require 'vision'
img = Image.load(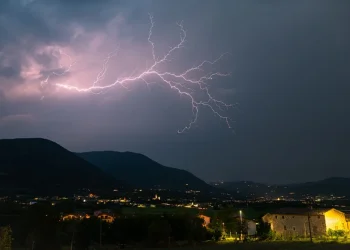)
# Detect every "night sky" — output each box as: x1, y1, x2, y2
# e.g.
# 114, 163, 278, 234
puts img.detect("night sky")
0, 0, 349, 184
